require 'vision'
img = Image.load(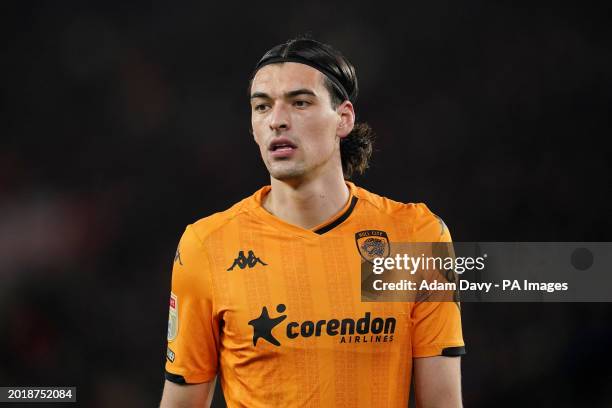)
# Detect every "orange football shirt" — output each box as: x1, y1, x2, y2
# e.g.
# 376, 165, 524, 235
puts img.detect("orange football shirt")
165, 181, 465, 407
